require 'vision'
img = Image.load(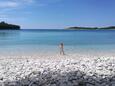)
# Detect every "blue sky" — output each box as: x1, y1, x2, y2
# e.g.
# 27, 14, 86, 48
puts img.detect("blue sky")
0, 0, 115, 29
